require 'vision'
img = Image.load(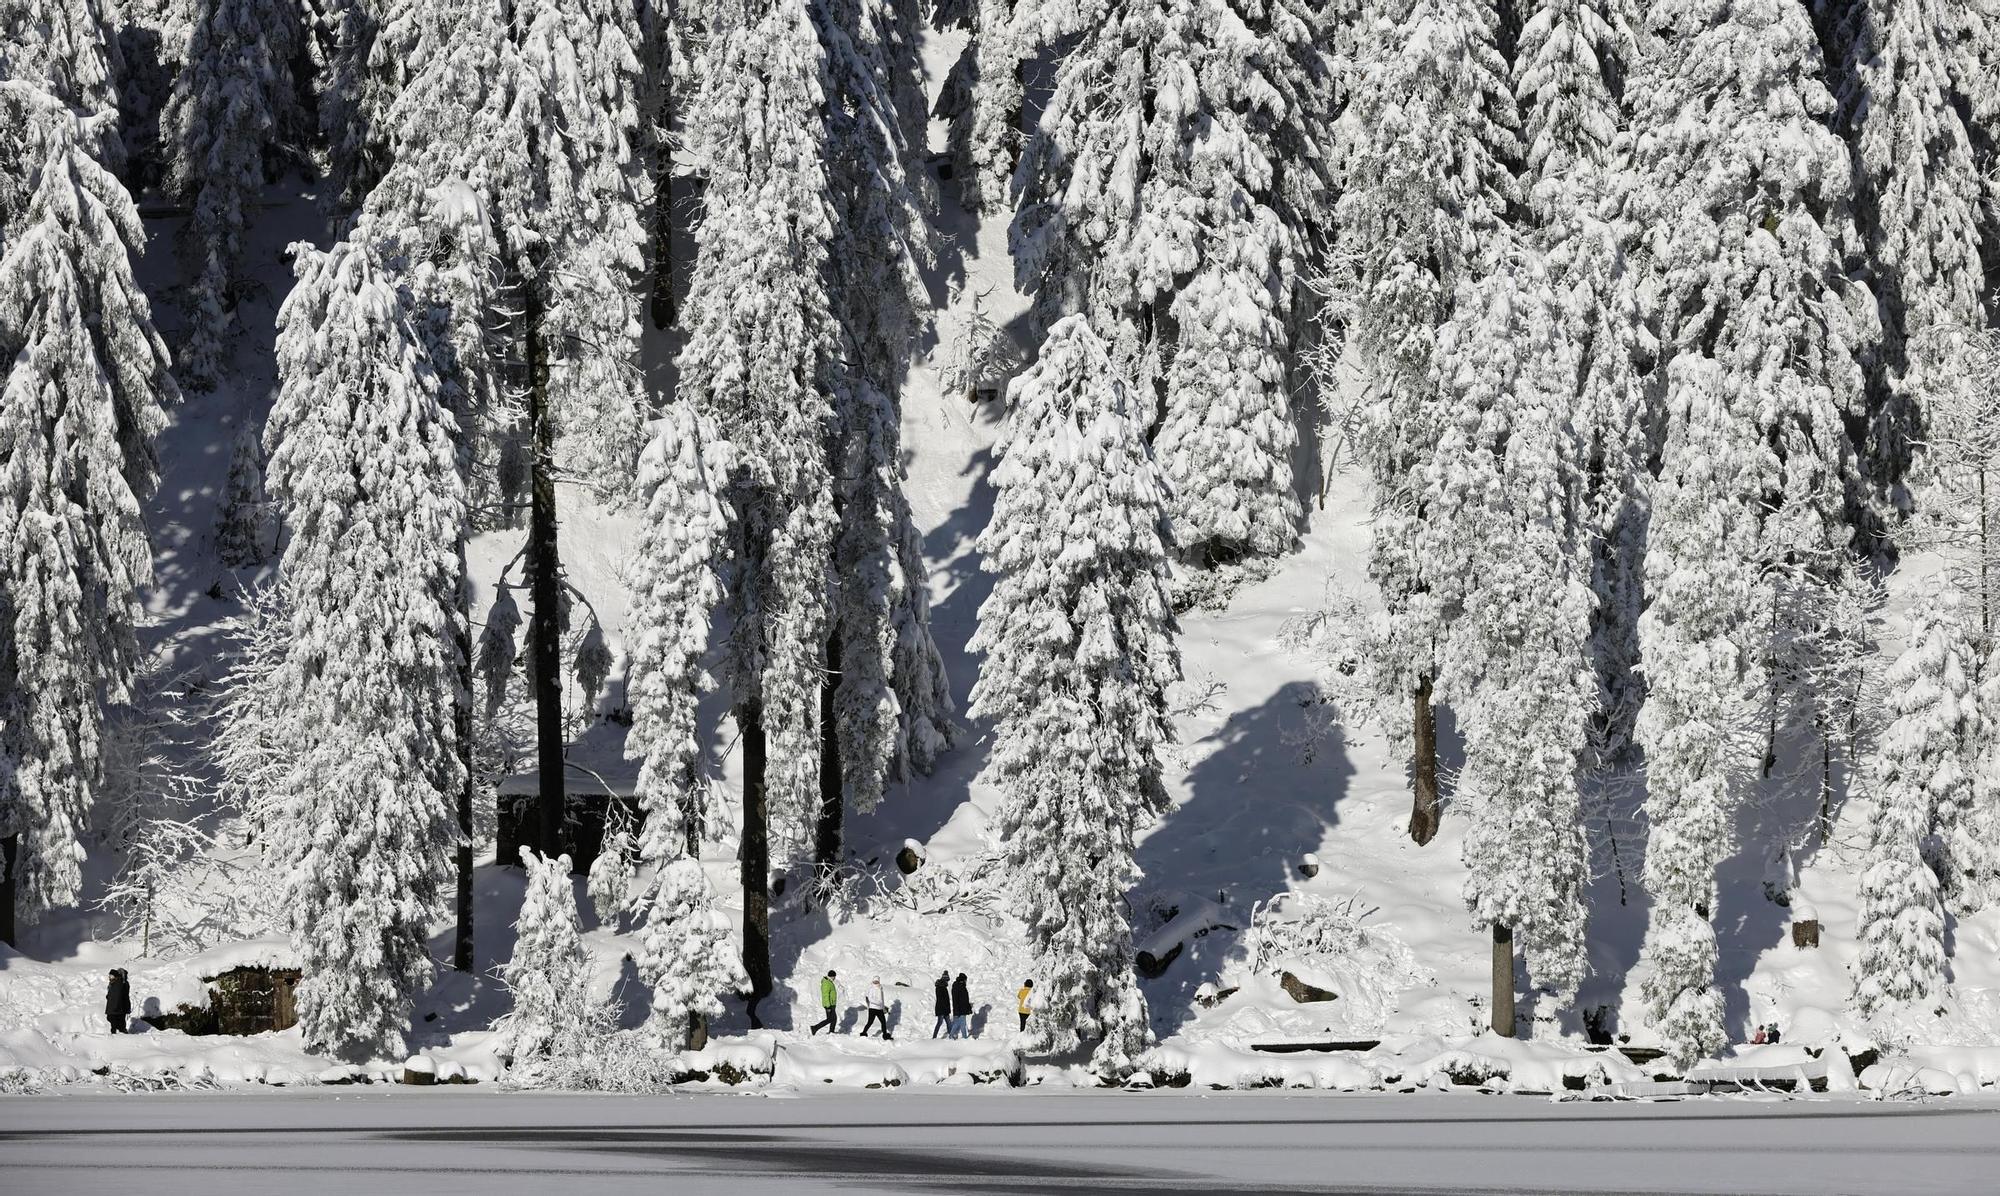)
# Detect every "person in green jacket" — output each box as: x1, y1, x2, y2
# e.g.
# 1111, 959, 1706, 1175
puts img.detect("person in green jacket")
810, 970, 840, 1035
